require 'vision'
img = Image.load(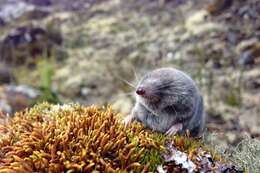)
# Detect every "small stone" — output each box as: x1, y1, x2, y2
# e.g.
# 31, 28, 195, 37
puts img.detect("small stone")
0, 2, 35, 22
29, 0, 52, 6
236, 38, 258, 53
206, 0, 233, 15
0, 85, 41, 114
0, 63, 13, 84
0, 17, 4, 26
238, 43, 260, 65
0, 25, 62, 66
